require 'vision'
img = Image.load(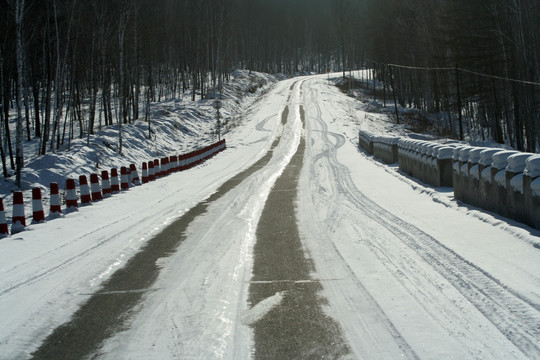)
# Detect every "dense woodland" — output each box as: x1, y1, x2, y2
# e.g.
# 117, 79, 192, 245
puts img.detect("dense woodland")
363, 0, 540, 153
0, 0, 539, 187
